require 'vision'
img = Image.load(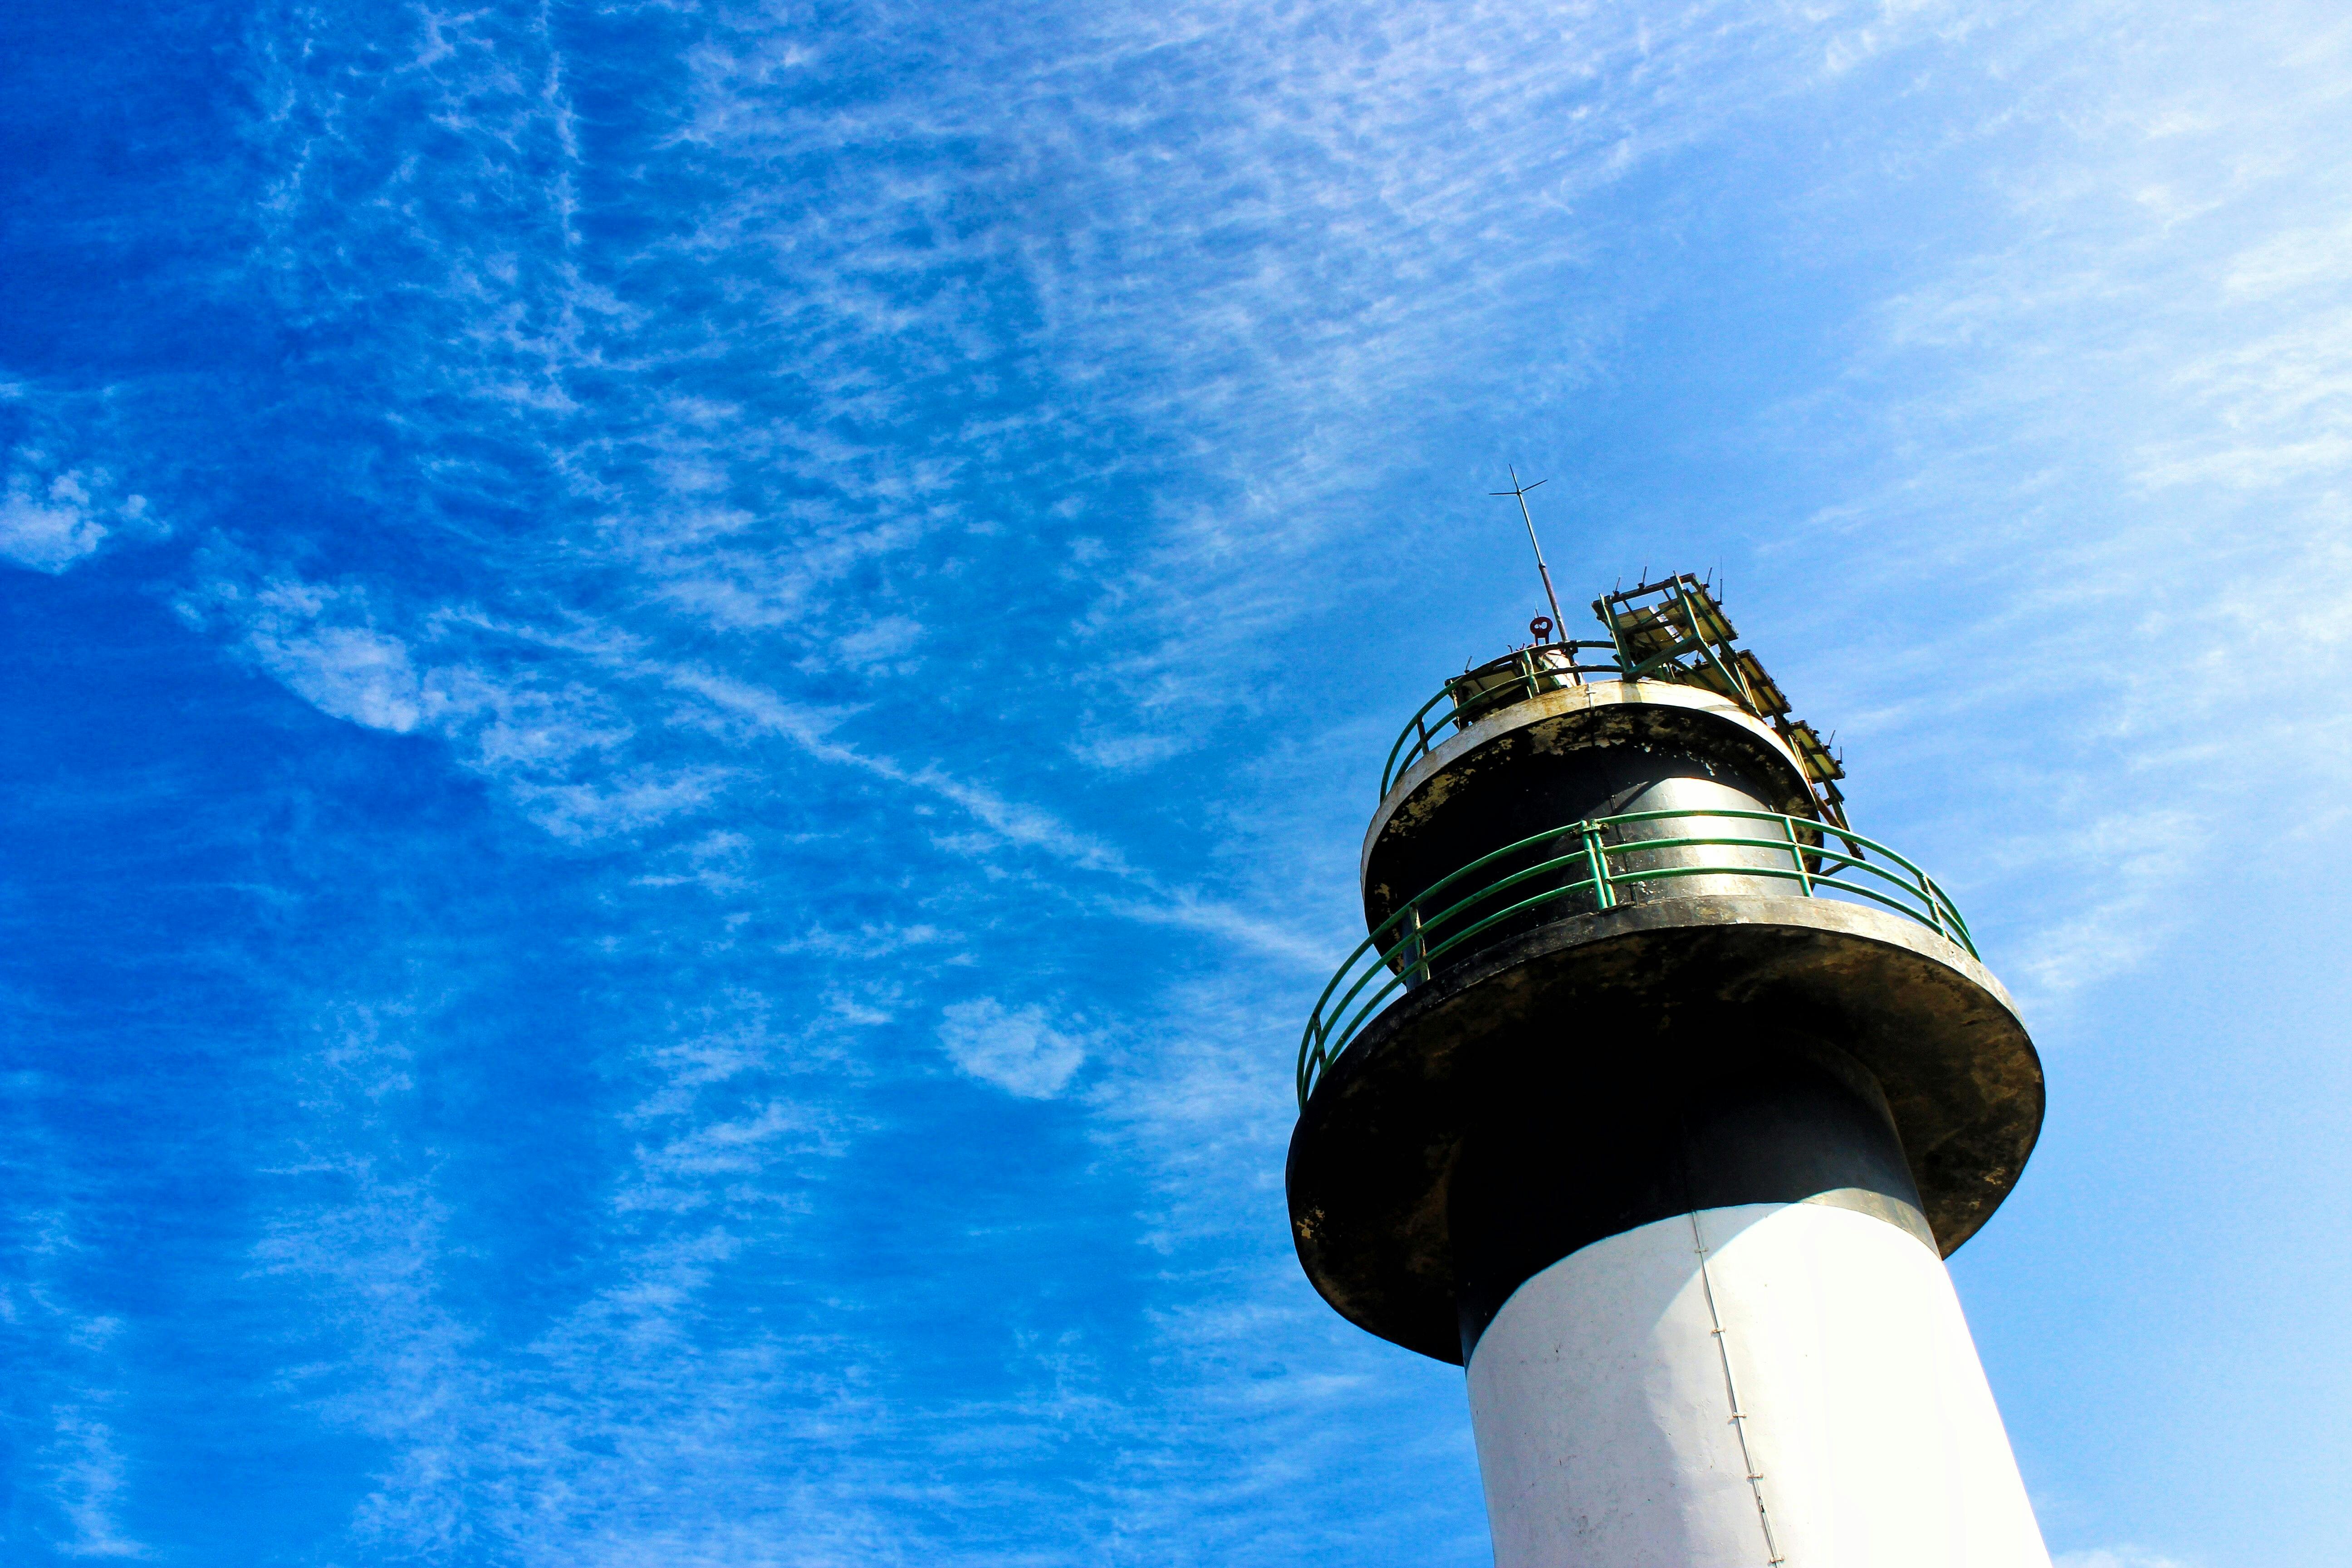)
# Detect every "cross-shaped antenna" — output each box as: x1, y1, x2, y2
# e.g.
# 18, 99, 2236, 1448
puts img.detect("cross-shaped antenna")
1490, 465, 1566, 644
